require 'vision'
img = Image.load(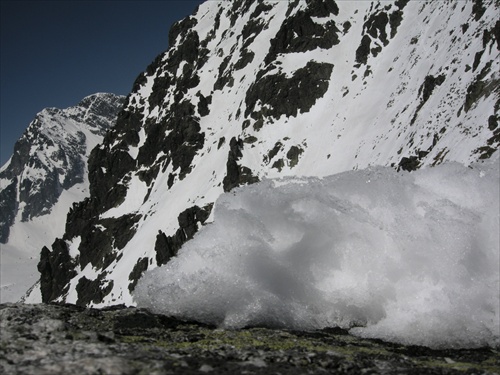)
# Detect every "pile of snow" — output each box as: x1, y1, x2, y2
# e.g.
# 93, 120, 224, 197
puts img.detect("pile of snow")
135, 160, 499, 349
